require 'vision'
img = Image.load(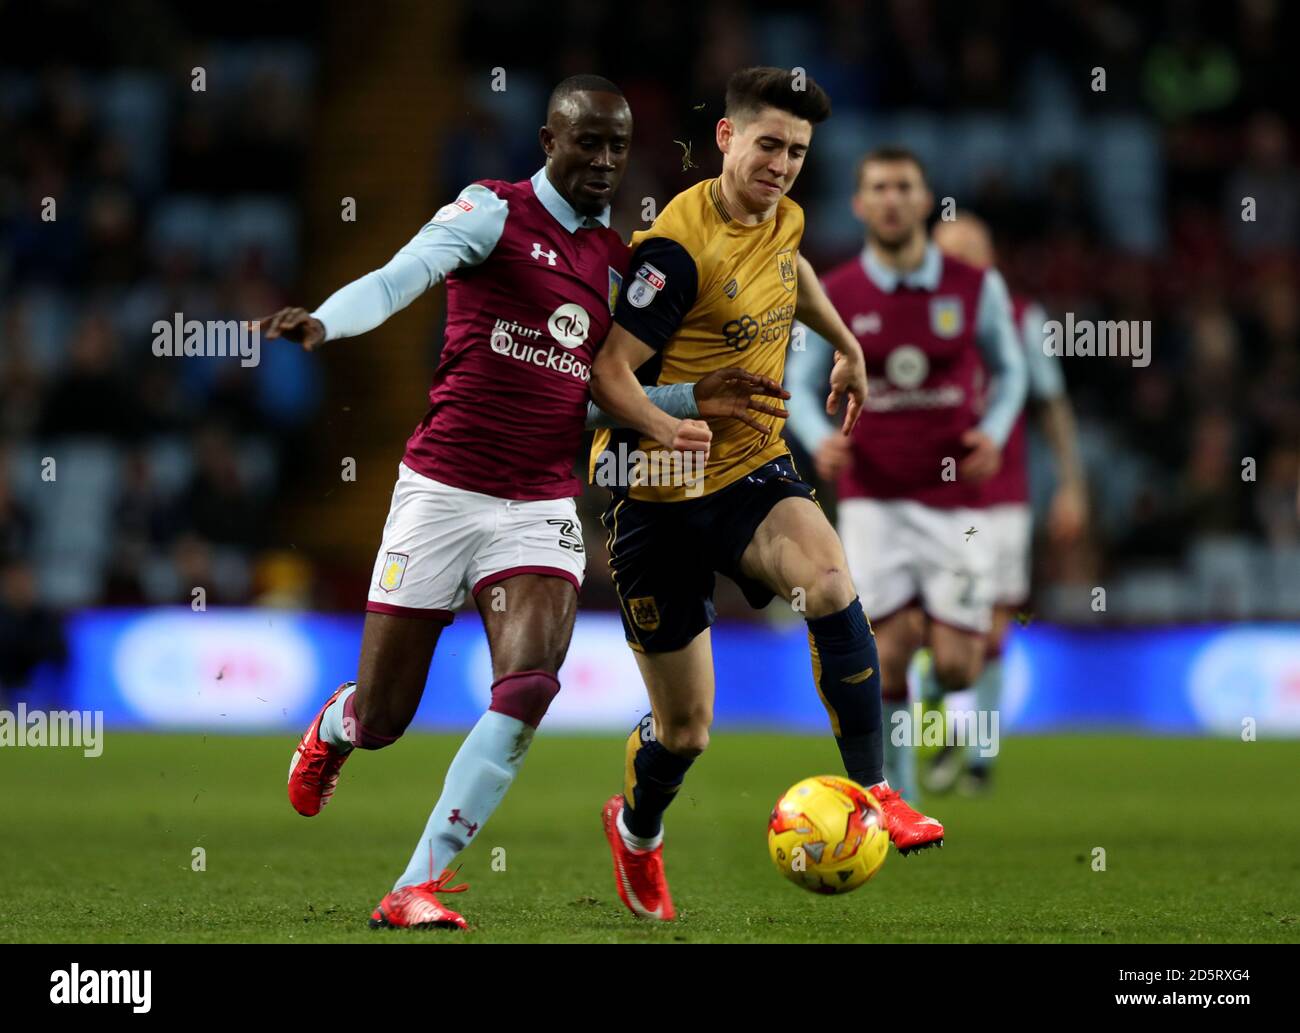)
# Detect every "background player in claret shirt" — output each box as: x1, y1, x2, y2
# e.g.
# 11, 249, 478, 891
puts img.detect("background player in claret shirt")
257, 76, 778, 931
922, 211, 1087, 795
588, 69, 946, 924
786, 147, 1027, 804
